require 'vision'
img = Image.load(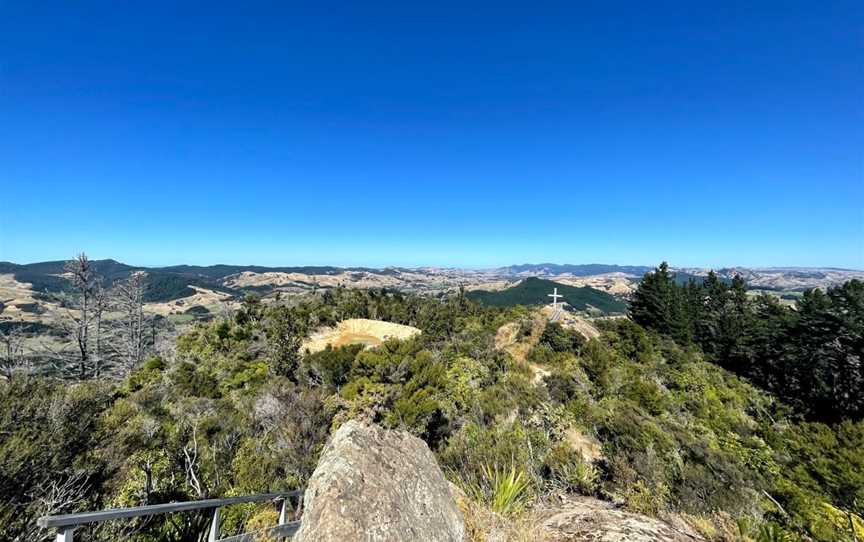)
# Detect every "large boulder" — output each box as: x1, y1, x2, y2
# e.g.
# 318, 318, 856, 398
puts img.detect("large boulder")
293, 420, 465, 542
